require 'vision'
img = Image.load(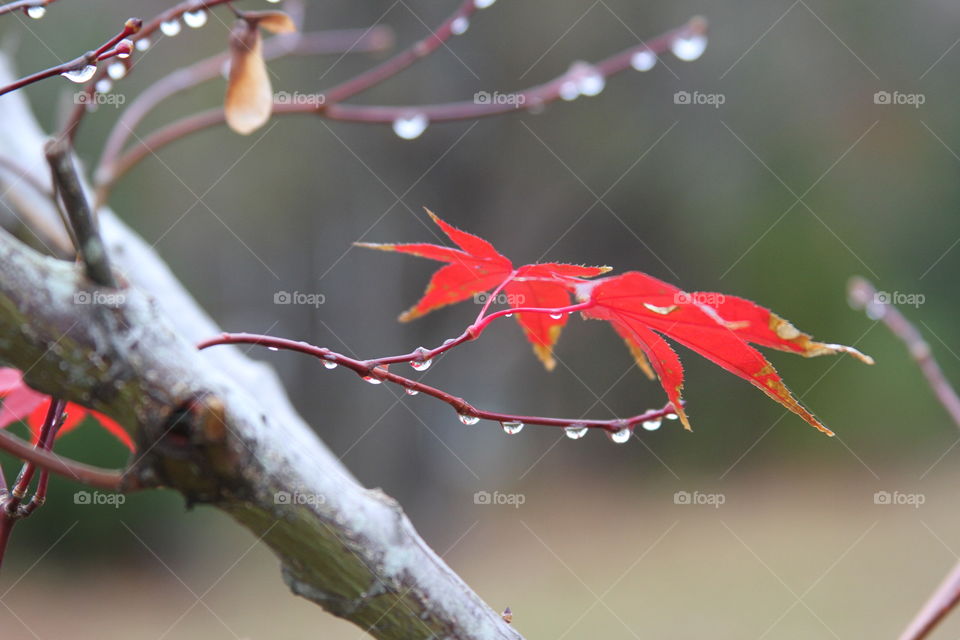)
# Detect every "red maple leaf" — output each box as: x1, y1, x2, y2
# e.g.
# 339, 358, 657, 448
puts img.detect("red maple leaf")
0, 368, 134, 451
360, 211, 873, 435
357, 209, 610, 370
